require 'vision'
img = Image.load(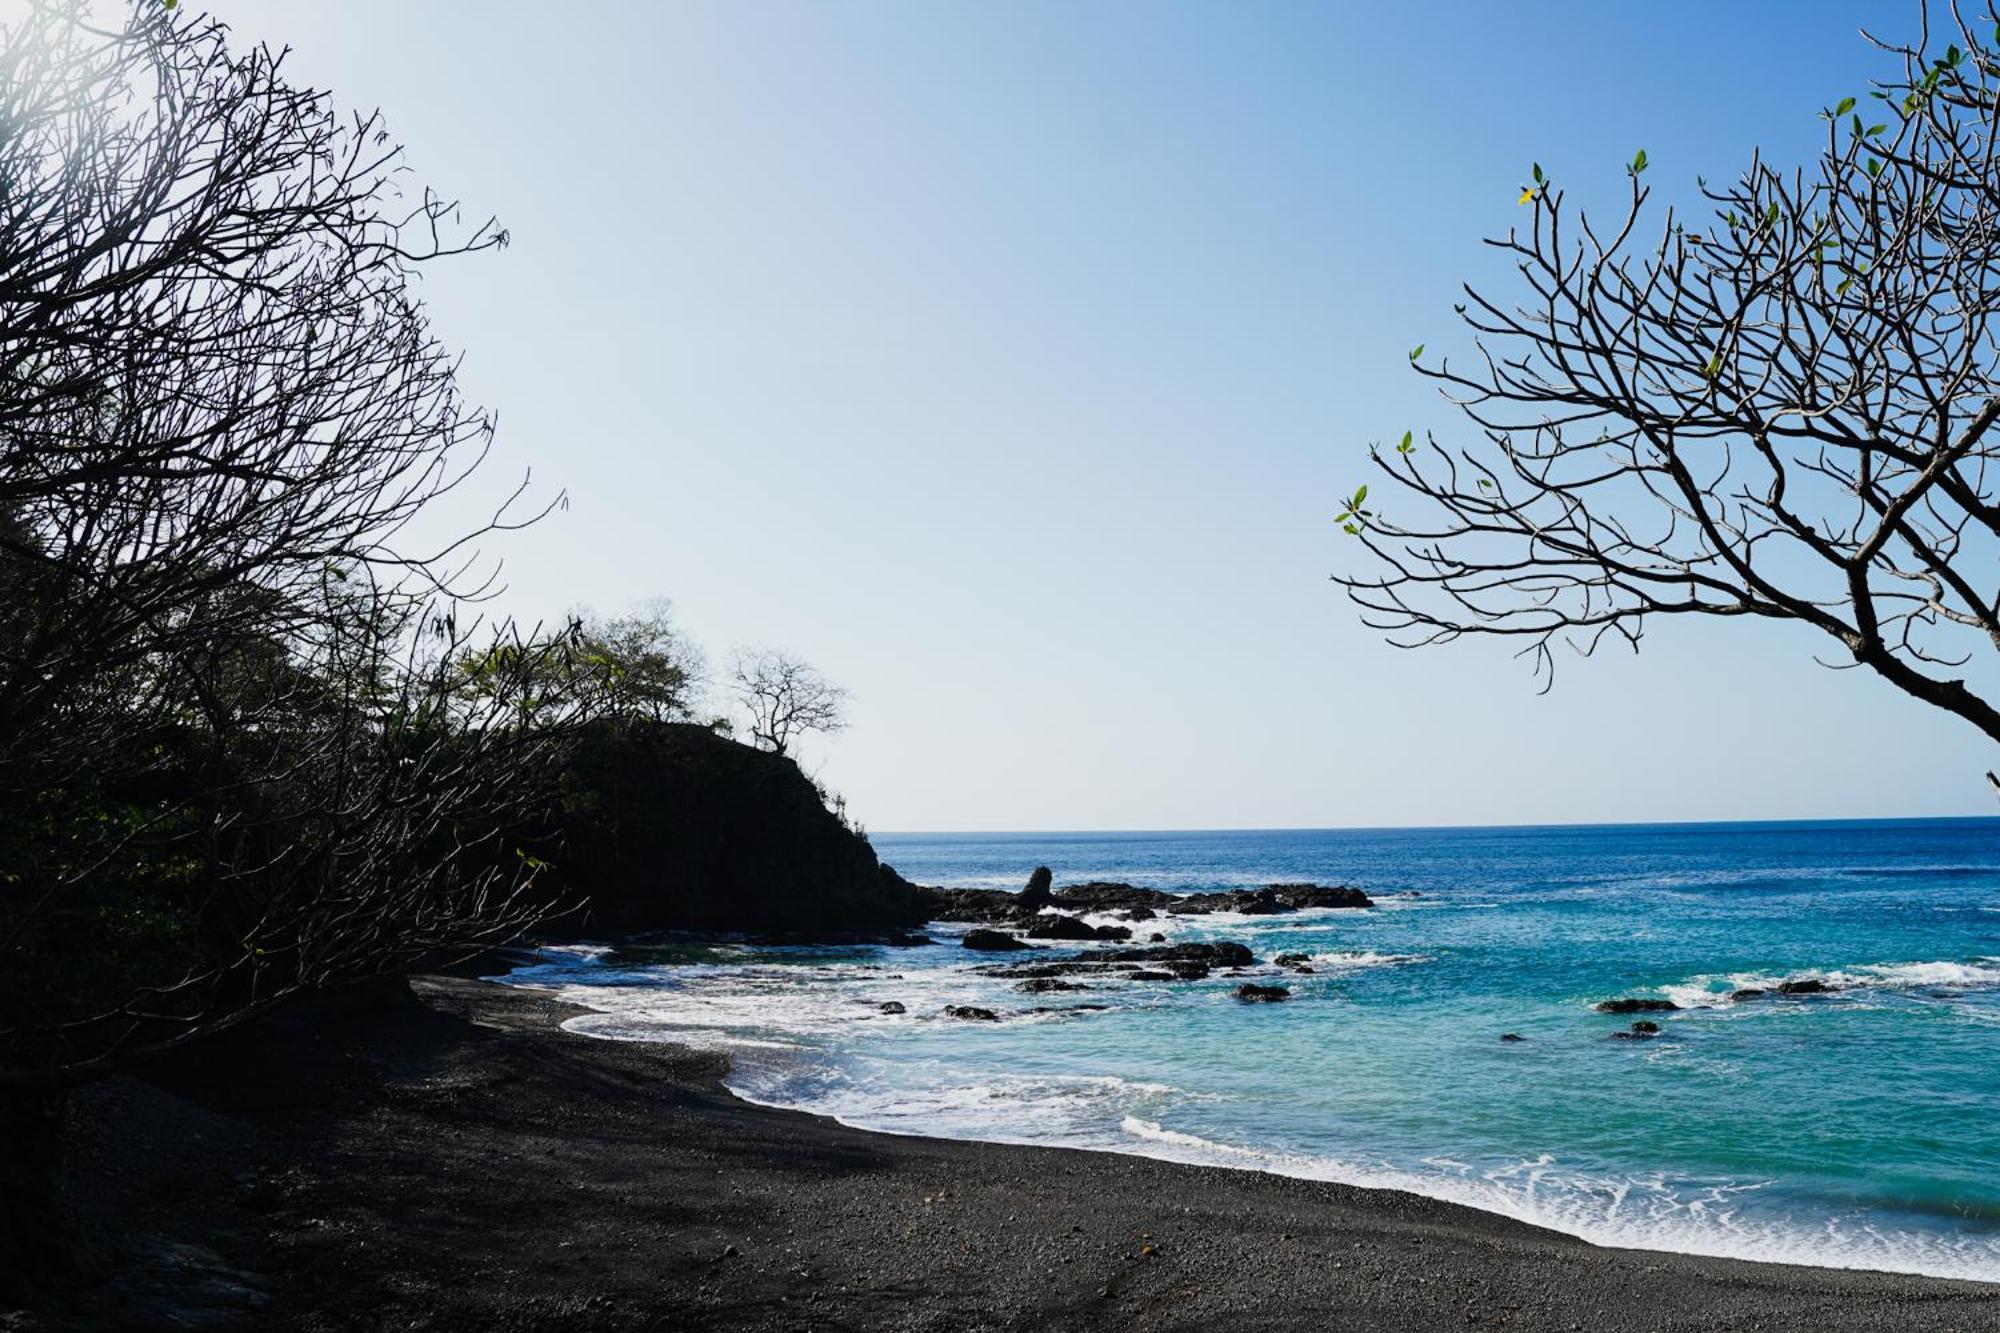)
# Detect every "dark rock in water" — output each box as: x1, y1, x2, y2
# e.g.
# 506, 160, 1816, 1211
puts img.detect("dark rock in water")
1266, 883, 1374, 909
1499, 1033, 1525, 1042
1631, 1020, 1660, 1035
878, 1001, 906, 1014
1123, 906, 1157, 922
962, 929, 1030, 952
1273, 952, 1310, 966
943, 1005, 999, 1021
1594, 997, 1679, 1014
1020, 866, 1055, 912
1728, 988, 1767, 1002
1148, 932, 1167, 943
1025, 915, 1131, 943
1015, 978, 1090, 994
1166, 960, 1211, 981
1127, 970, 1177, 981
1097, 941, 1255, 968
1051, 882, 1177, 913
1025, 913, 1100, 941
1779, 978, 1835, 995
1164, 883, 1373, 915
1234, 984, 1290, 1003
